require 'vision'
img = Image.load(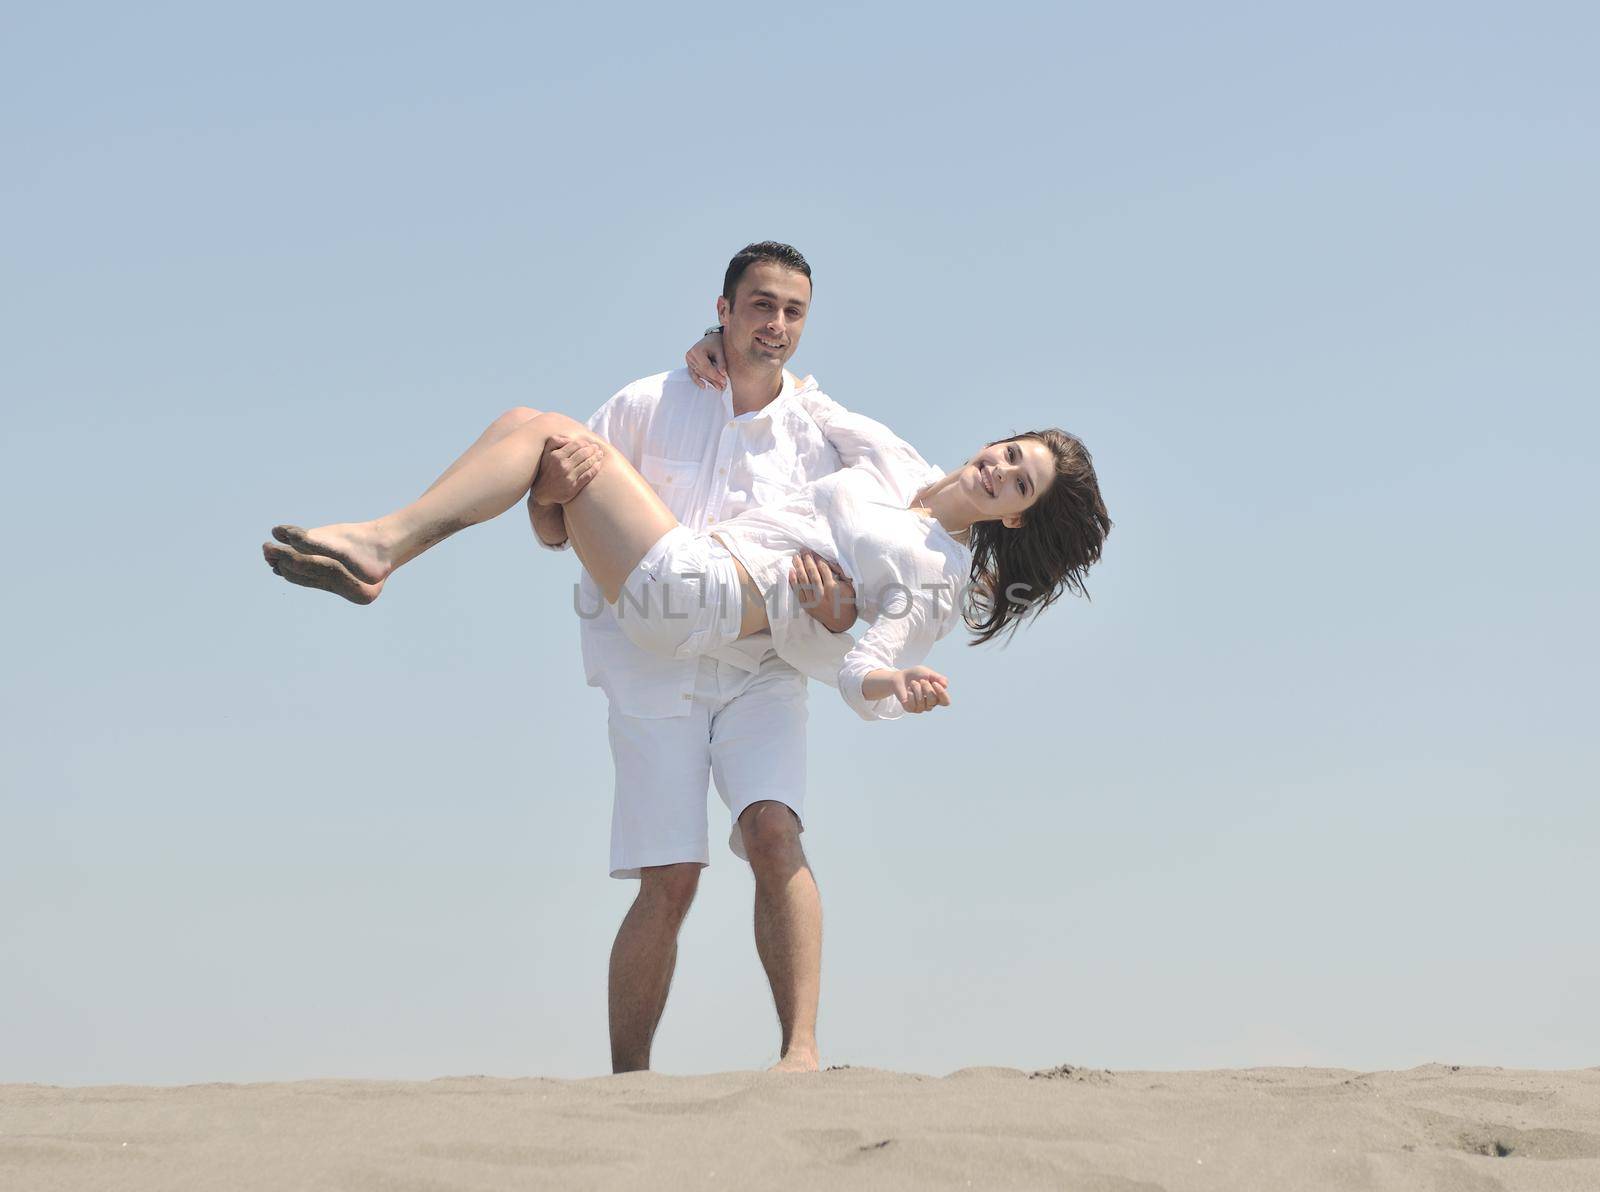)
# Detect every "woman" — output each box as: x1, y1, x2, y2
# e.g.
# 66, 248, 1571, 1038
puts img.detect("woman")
262, 389, 1110, 719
